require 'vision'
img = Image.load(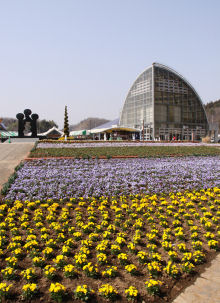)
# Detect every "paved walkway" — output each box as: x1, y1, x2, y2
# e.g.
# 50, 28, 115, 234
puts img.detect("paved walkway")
0, 142, 35, 187
173, 253, 220, 303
